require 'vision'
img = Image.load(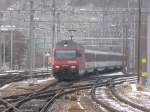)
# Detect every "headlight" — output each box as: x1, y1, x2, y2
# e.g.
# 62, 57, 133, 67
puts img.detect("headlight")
70, 65, 76, 69
55, 65, 60, 69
